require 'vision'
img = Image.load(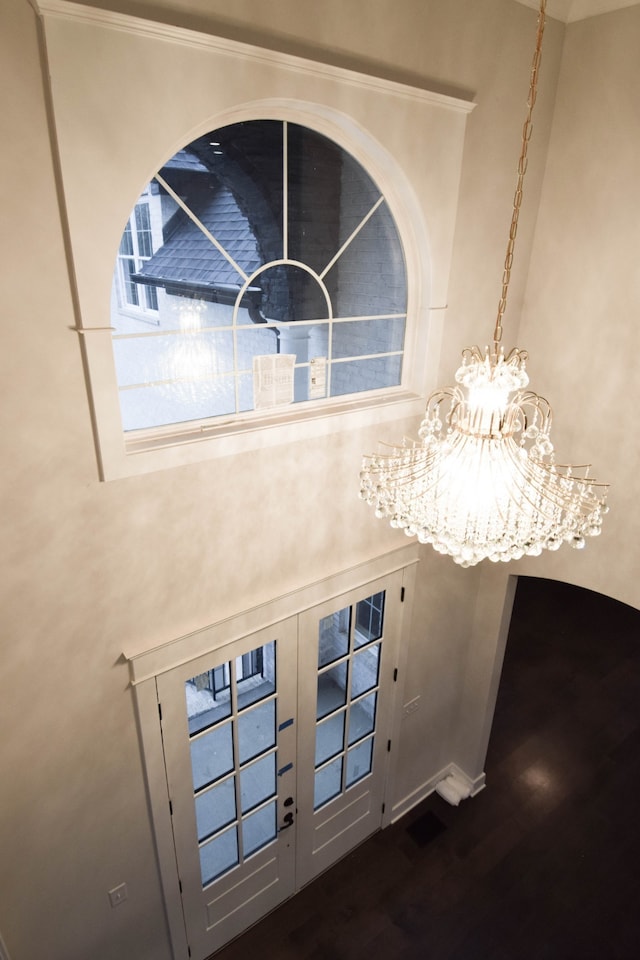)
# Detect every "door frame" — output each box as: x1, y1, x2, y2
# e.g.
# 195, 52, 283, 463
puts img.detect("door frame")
126, 544, 418, 960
